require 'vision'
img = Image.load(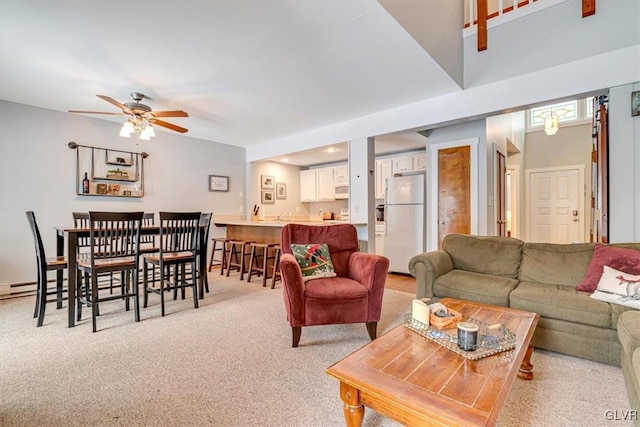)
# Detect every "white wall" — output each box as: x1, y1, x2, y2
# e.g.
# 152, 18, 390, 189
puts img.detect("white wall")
0, 101, 246, 285
379, 0, 464, 87
609, 82, 640, 242
464, 0, 640, 87
249, 161, 308, 219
